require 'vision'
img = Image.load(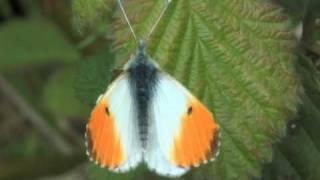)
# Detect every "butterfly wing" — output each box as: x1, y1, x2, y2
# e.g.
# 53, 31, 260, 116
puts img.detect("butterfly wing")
85, 74, 143, 172
145, 73, 220, 176
144, 135, 189, 177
